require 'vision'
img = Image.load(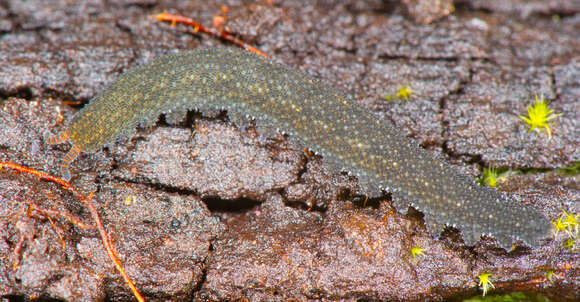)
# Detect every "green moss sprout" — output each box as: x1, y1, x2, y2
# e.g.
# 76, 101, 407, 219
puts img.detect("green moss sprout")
519, 94, 561, 140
